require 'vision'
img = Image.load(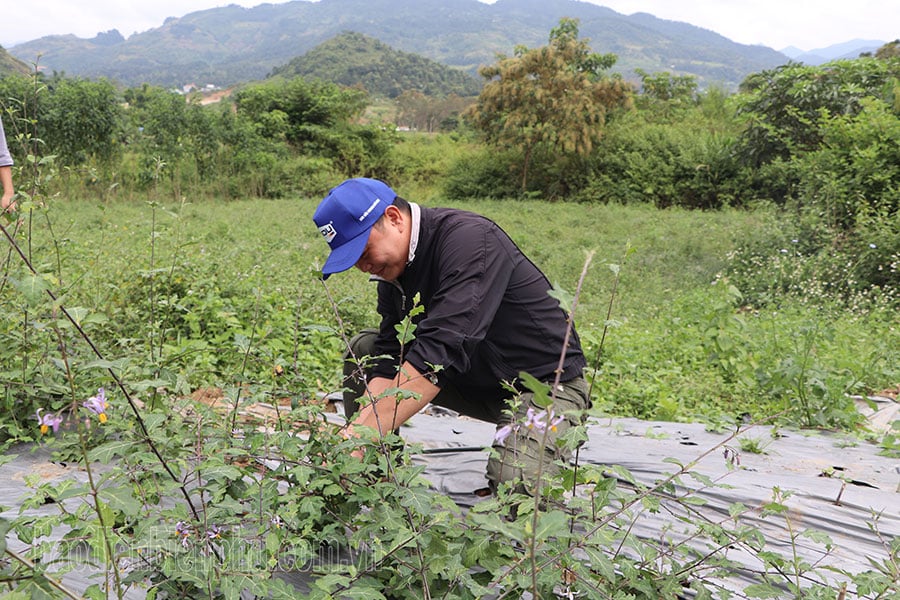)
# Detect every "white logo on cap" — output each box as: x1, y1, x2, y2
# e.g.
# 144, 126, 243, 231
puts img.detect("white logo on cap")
319, 222, 337, 244
359, 198, 381, 221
